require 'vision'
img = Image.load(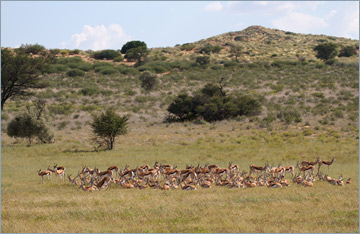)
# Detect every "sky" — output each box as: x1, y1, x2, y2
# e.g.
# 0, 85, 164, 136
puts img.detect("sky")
1, 1, 359, 50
